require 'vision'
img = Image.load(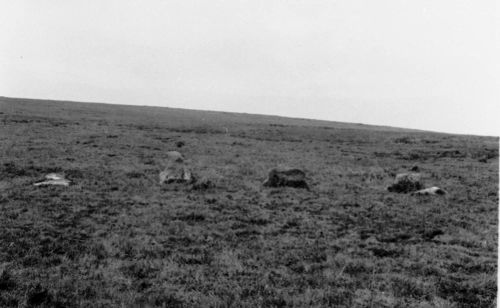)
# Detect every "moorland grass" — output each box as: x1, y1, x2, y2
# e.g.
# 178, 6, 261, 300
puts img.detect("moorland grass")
0, 97, 498, 307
